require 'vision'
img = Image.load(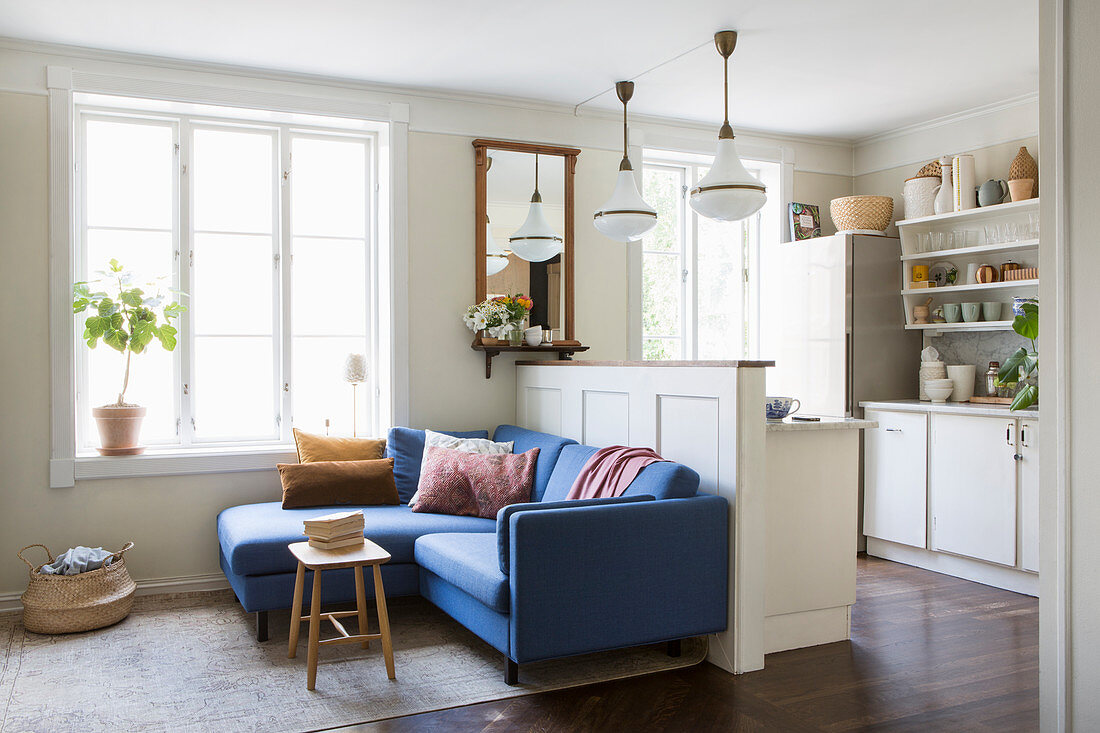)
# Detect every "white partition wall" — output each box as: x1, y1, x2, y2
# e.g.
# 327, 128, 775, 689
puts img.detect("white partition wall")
515, 361, 771, 674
